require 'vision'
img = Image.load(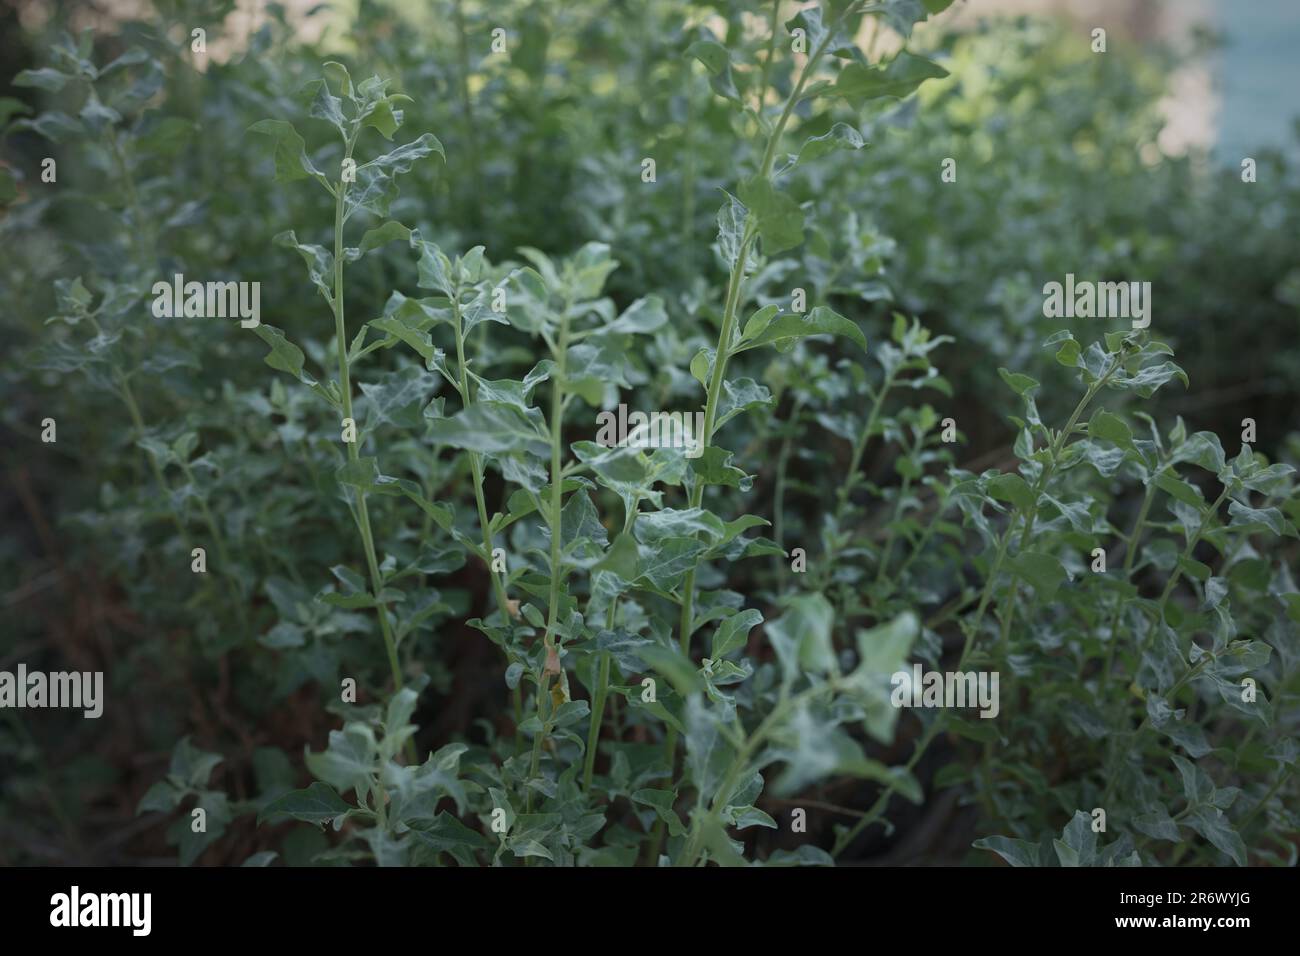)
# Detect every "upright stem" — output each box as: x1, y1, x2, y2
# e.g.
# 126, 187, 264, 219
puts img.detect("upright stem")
653, 4, 865, 862
994, 358, 1120, 661
772, 395, 804, 586
178, 459, 249, 632
452, 298, 512, 618
656, 216, 755, 823
817, 370, 896, 591
680, 679, 835, 867
333, 136, 403, 696
527, 294, 572, 809
117, 374, 187, 546
1099, 477, 1158, 689
874, 432, 915, 586
543, 308, 572, 643
1151, 487, 1230, 625
453, 296, 522, 750
582, 503, 638, 794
